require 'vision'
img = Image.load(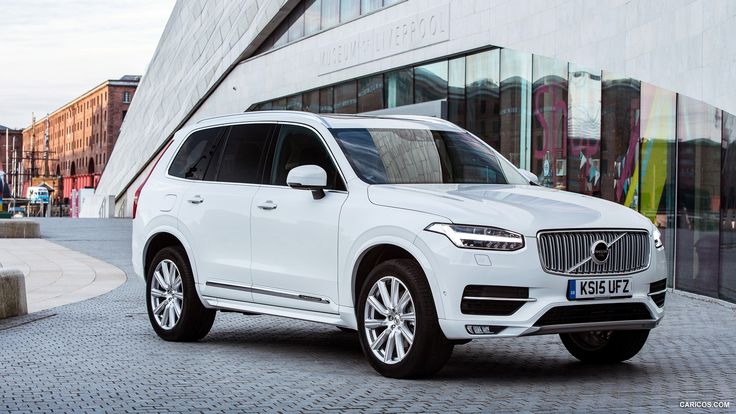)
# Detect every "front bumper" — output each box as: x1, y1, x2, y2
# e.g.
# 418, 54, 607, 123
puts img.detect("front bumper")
415, 232, 667, 340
